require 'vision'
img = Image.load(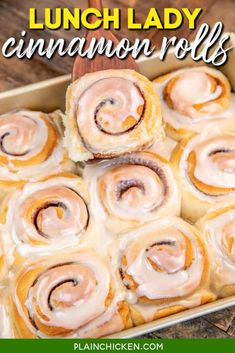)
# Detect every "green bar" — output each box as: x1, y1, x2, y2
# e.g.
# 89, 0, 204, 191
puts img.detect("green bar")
0, 339, 234, 353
